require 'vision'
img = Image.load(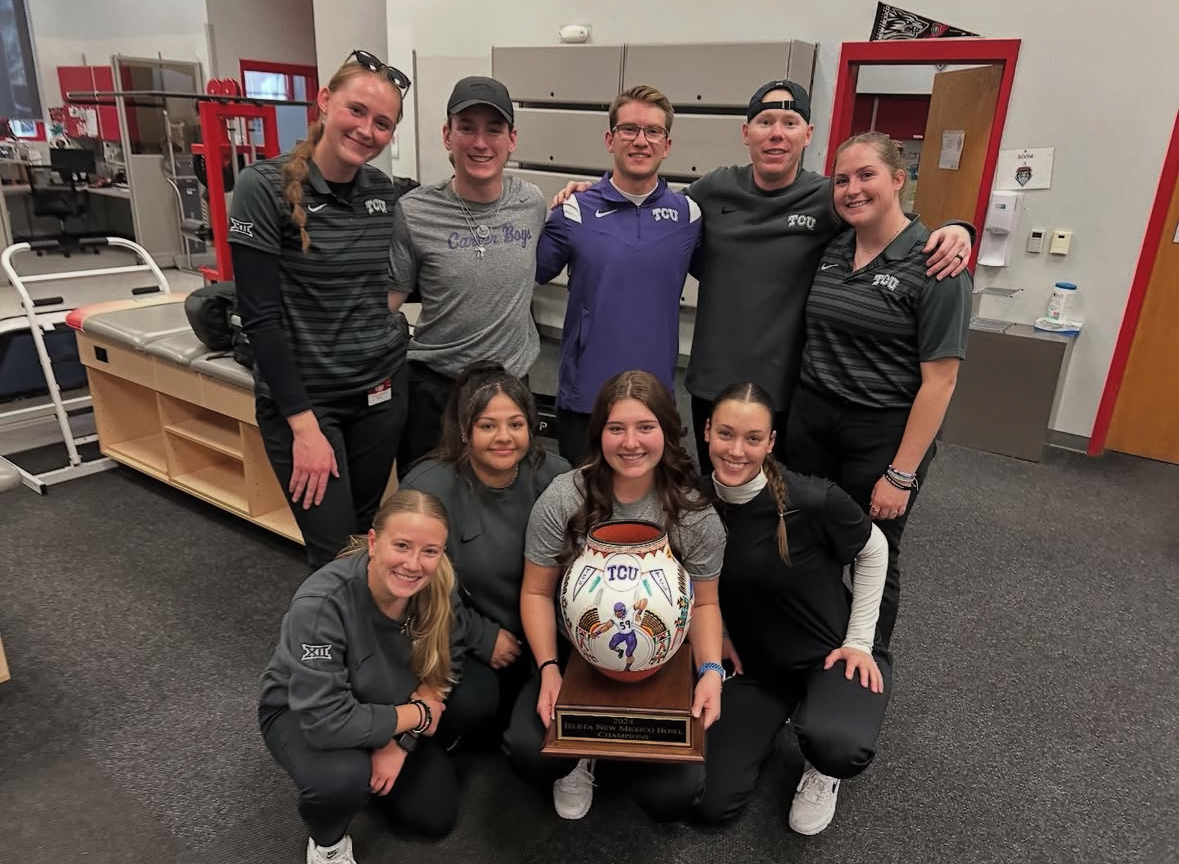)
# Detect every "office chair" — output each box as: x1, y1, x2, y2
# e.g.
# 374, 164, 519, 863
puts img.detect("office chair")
27, 166, 94, 258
